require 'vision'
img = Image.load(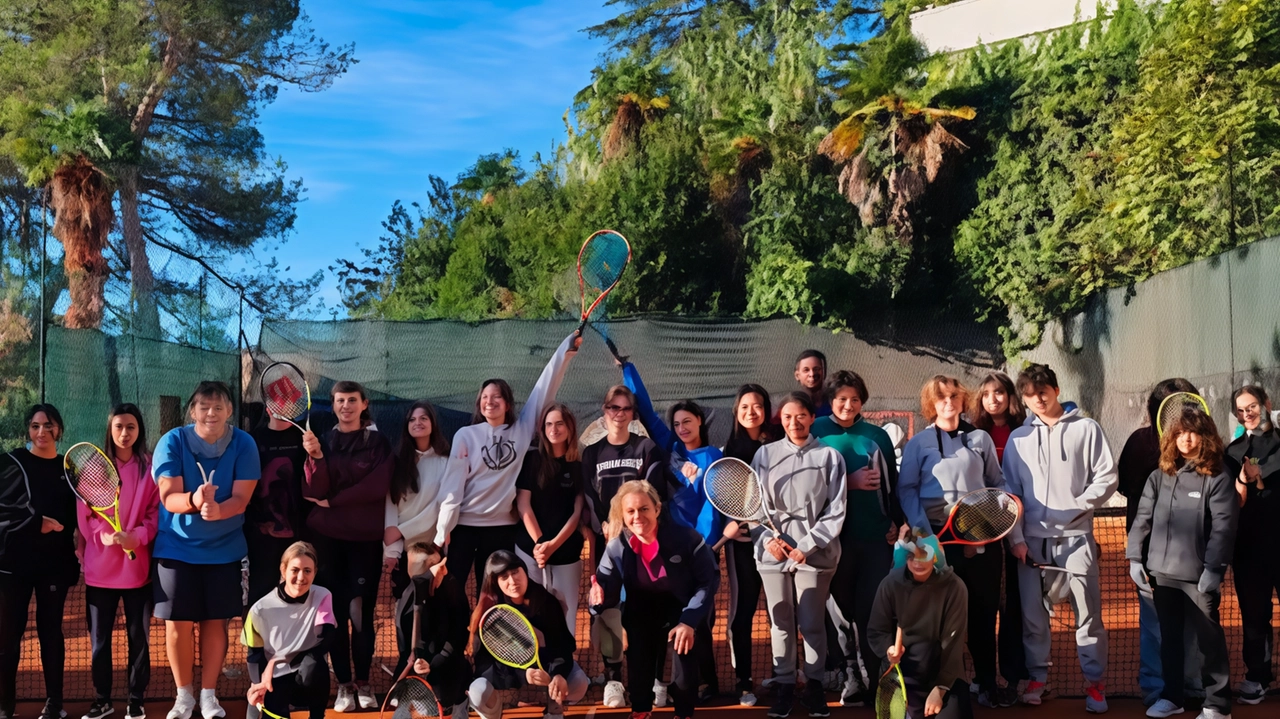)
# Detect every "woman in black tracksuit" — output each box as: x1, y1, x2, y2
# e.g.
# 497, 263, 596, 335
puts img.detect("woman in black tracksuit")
1127, 409, 1238, 718
402, 542, 471, 715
